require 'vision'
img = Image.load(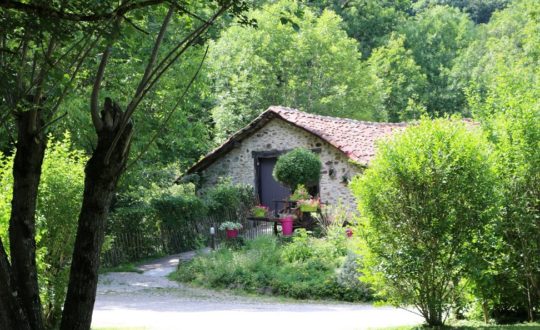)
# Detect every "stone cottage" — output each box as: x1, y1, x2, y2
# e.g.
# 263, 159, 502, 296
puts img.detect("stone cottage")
182, 106, 406, 210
